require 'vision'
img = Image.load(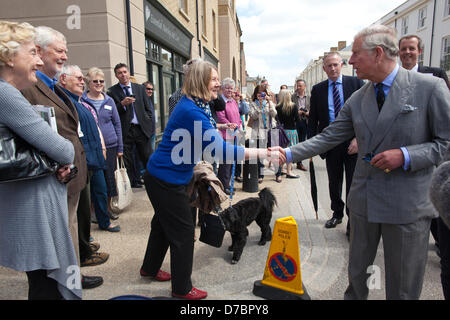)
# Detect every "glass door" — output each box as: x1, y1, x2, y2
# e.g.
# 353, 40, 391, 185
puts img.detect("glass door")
162, 73, 174, 129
